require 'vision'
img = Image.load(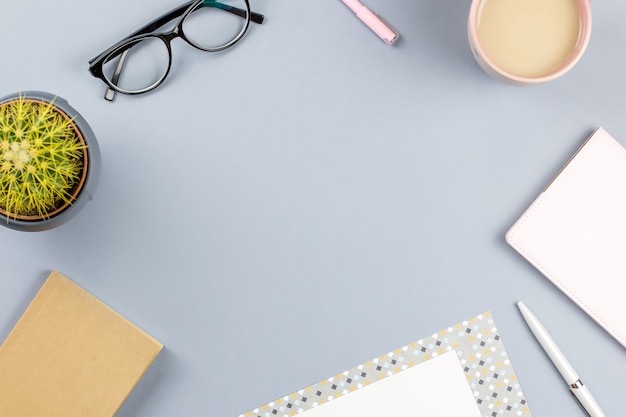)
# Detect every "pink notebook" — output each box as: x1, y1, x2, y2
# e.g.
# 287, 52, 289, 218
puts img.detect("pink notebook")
506, 127, 626, 348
